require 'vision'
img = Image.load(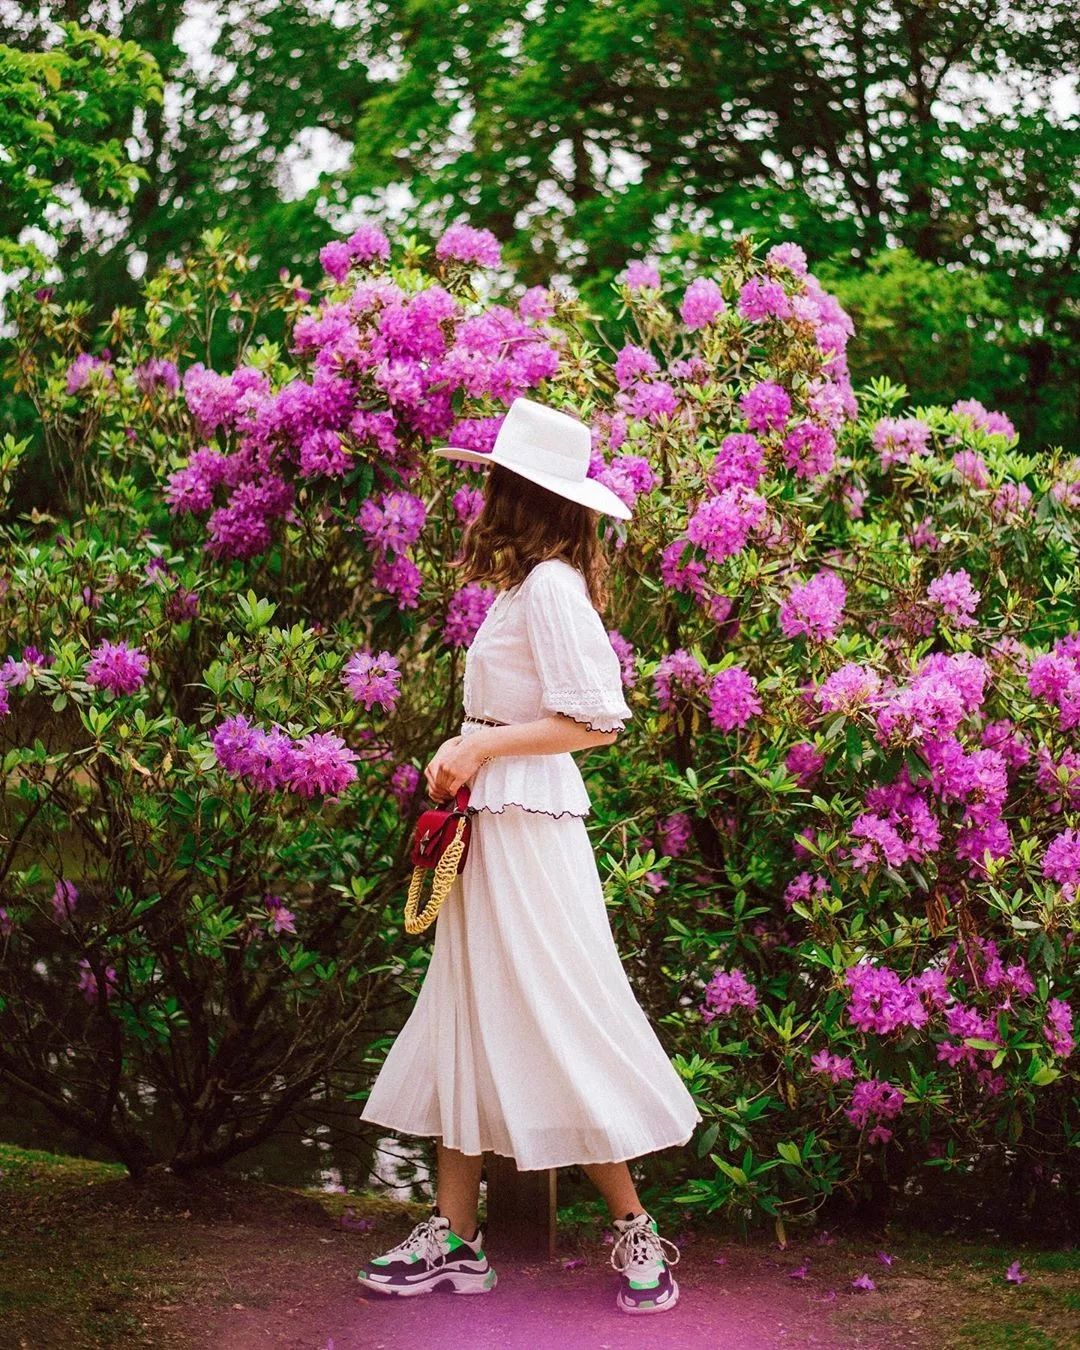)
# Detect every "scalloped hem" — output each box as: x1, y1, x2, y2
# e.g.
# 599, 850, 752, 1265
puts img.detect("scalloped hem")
361, 1116, 701, 1171
468, 800, 590, 821
549, 708, 628, 734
